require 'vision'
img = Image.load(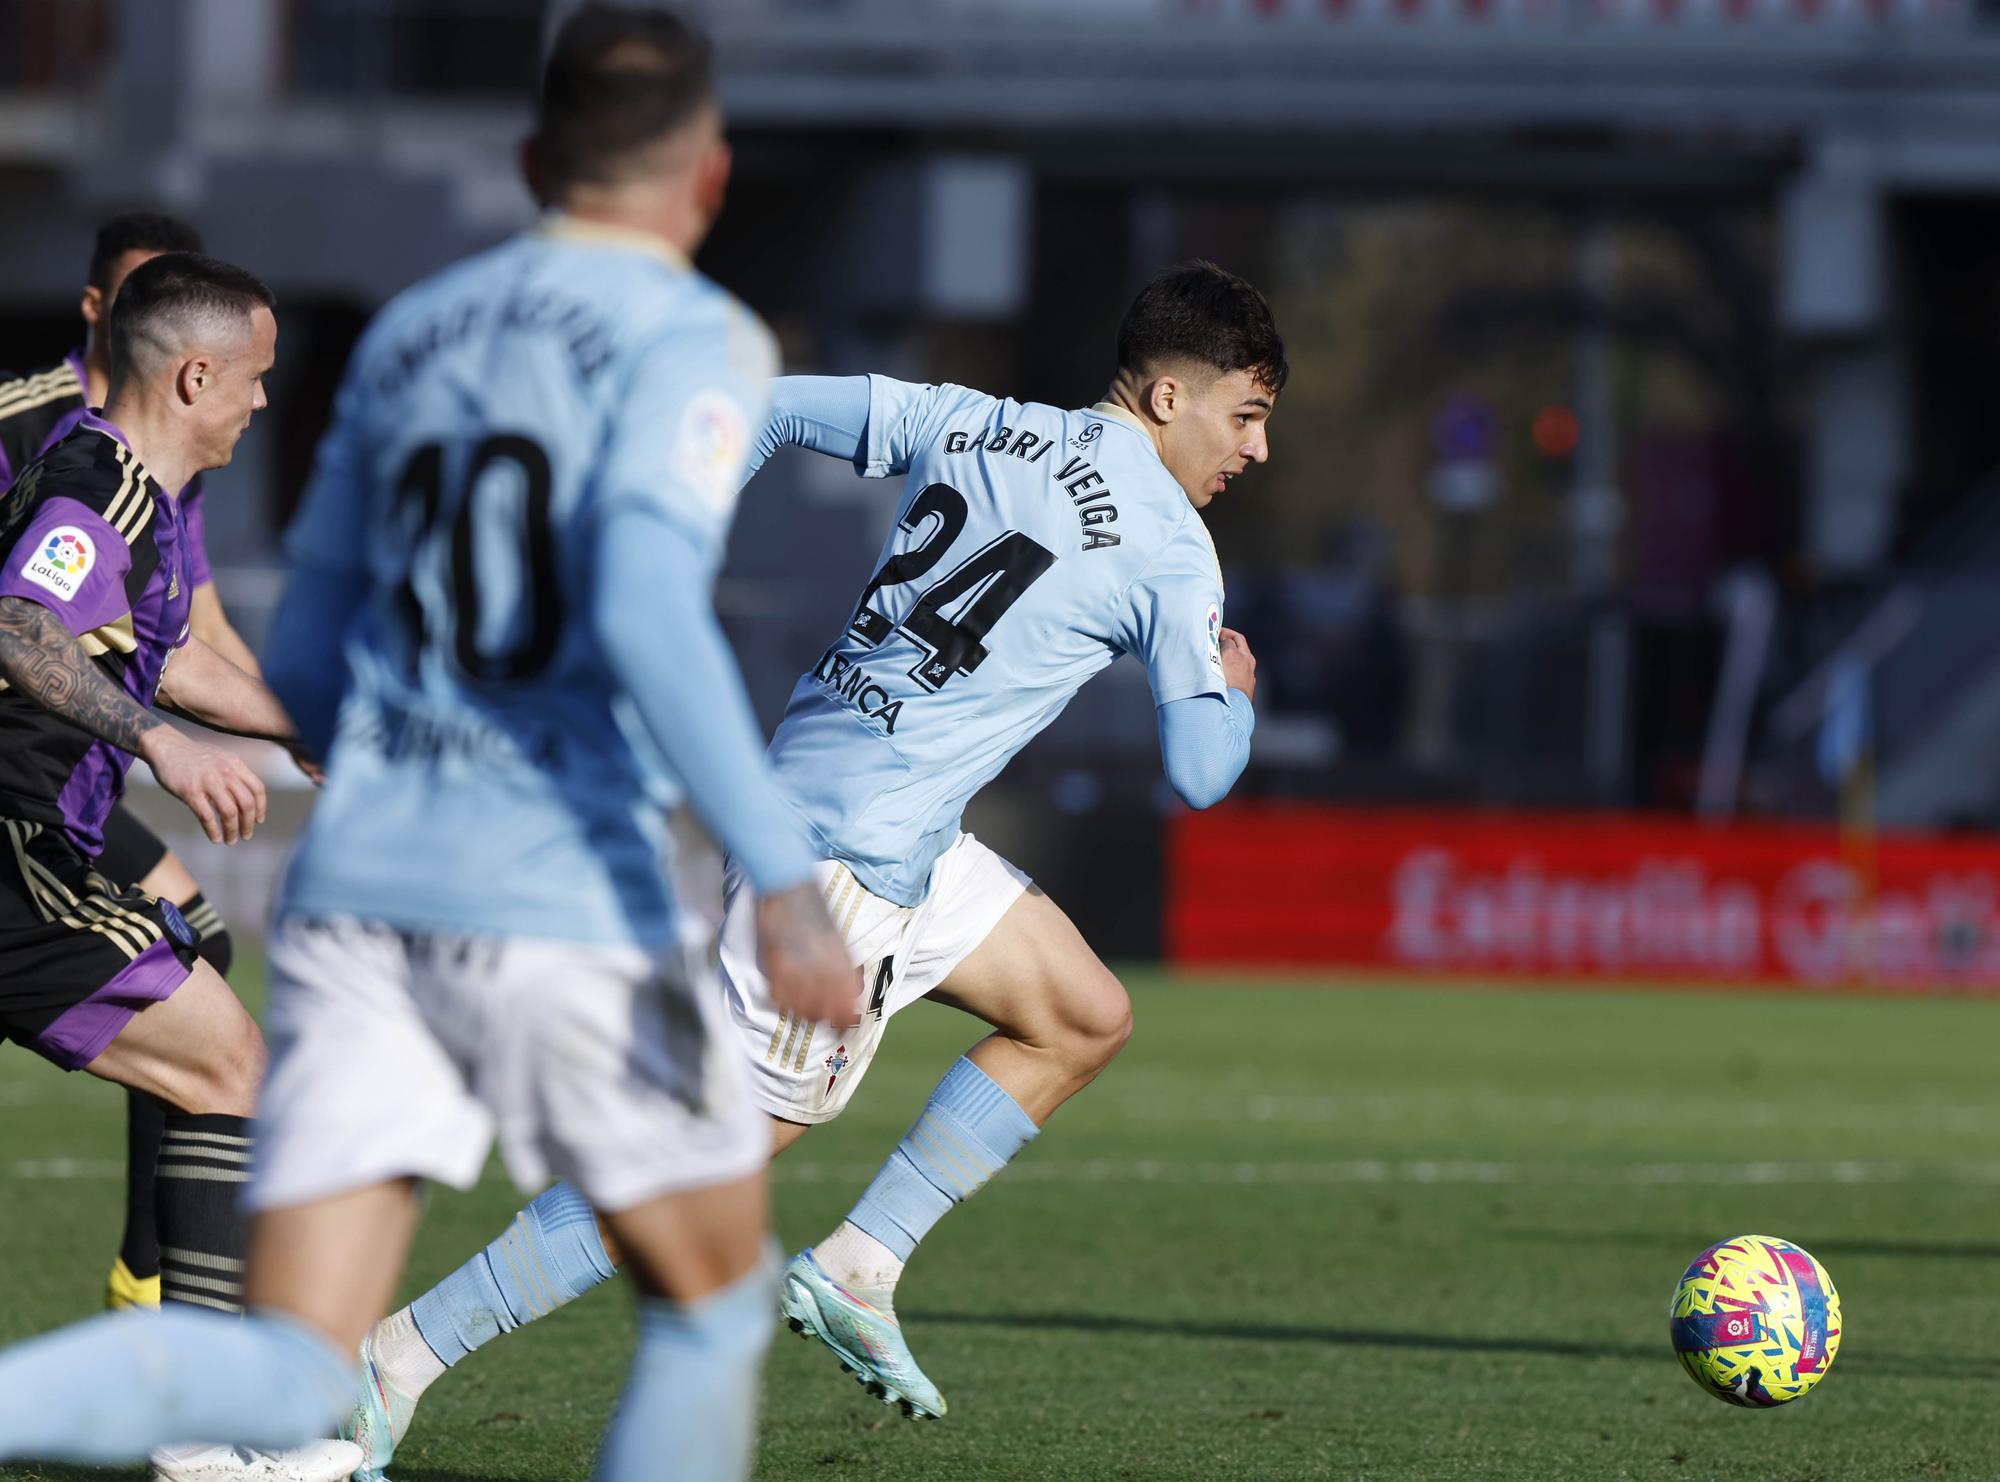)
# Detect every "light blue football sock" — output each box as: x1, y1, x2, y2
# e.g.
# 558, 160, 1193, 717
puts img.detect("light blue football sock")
0, 1307, 354, 1462
410, 1182, 617, 1366
596, 1255, 778, 1482
848, 1056, 1040, 1260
